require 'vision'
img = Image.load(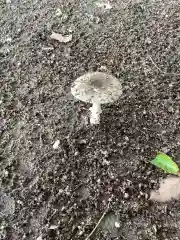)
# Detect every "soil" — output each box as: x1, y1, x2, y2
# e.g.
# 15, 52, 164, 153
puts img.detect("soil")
1, 0, 180, 239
